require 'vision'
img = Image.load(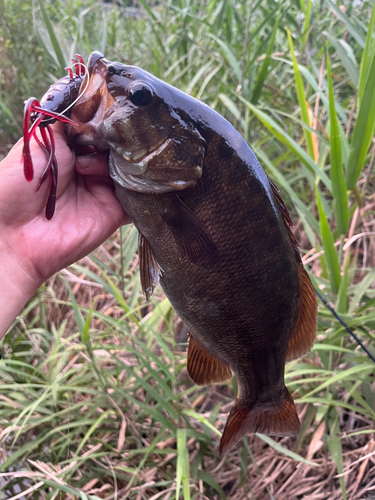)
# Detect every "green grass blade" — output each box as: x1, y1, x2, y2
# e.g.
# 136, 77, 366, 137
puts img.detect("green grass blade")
301, 363, 374, 399
254, 146, 320, 234
37, 479, 102, 500
38, 0, 66, 71
302, 0, 312, 47
214, 0, 230, 30
346, 44, 375, 189
311, 344, 355, 355
326, 53, 348, 235
176, 428, 191, 500
256, 435, 318, 466
75, 410, 112, 456
325, 34, 359, 88
136, 0, 160, 21
64, 278, 86, 334
326, 435, 347, 500
121, 364, 179, 420
315, 187, 341, 294
358, 3, 375, 107
336, 256, 350, 314
241, 98, 332, 190
325, 0, 366, 49
0, 97, 22, 133
348, 271, 375, 315
100, 10, 107, 55
251, 11, 280, 104
198, 470, 226, 499
208, 34, 241, 83
183, 409, 221, 436
274, 56, 349, 125
0, 432, 48, 471
288, 30, 315, 160
125, 430, 168, 491
299, 396, 374, 418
